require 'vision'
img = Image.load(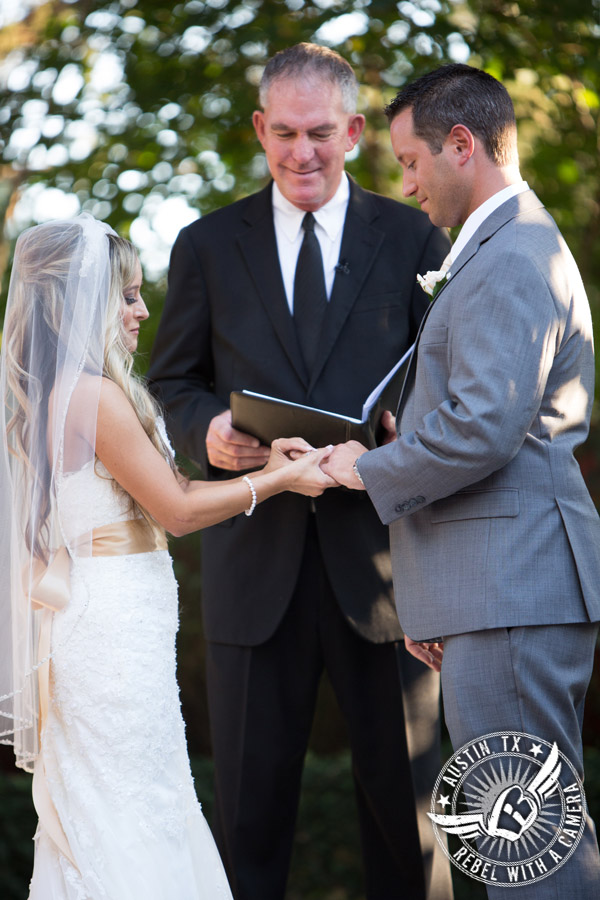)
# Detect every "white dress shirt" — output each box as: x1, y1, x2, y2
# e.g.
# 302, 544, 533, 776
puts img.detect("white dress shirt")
449, 181, 530, 267
272, 174, 350, 314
